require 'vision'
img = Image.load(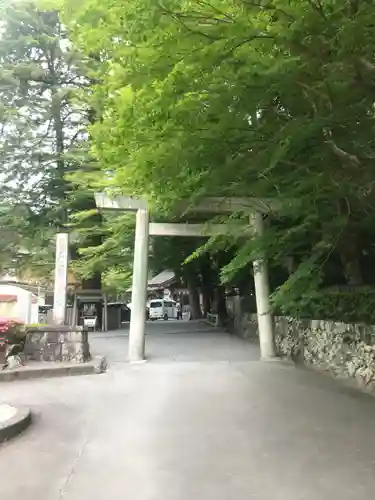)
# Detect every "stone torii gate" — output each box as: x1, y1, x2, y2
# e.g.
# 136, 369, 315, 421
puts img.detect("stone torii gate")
93, 194, 276, 362
52, 195, 275, 361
